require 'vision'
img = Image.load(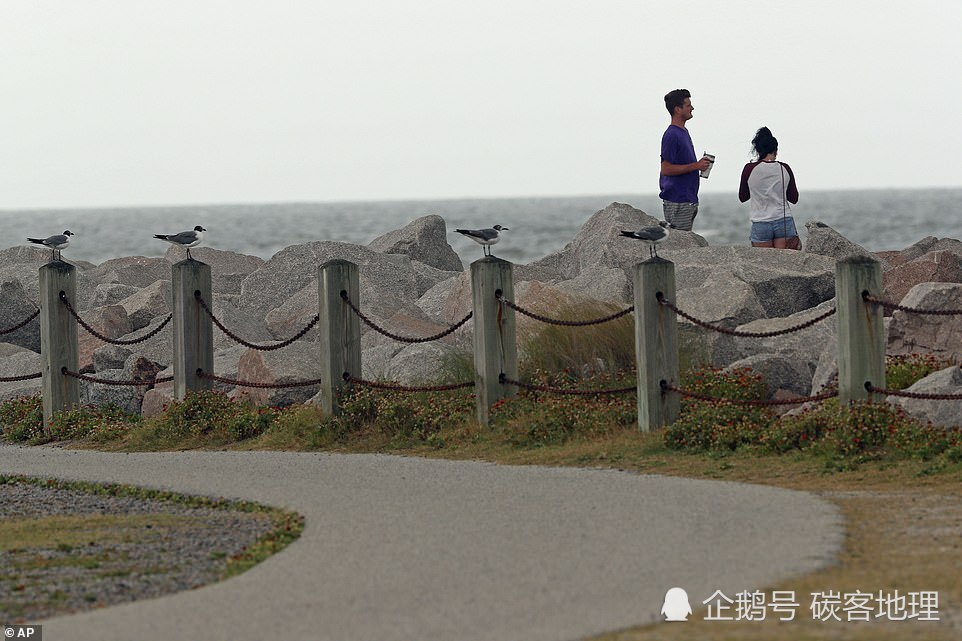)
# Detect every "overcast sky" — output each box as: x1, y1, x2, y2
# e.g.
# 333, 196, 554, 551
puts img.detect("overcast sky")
2, 1, 959, 209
